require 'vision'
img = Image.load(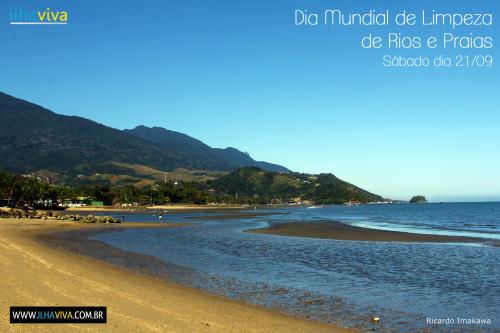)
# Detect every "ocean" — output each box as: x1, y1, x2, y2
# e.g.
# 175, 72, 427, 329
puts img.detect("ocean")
90, 203, 500, 332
